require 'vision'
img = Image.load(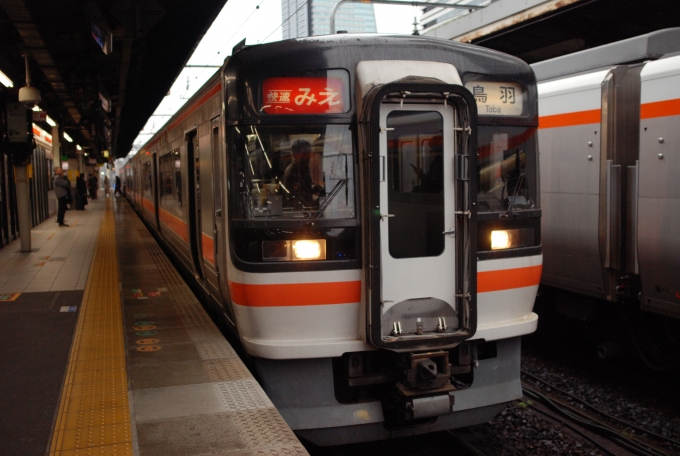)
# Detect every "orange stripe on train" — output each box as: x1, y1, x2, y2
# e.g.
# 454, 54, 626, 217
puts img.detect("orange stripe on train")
539, 109, 601, 129
230, 281, 362, 307
158, 207, 189, 243
640, 98, 680, 119
229, 265, 542, 307
477, 265, 542, 293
